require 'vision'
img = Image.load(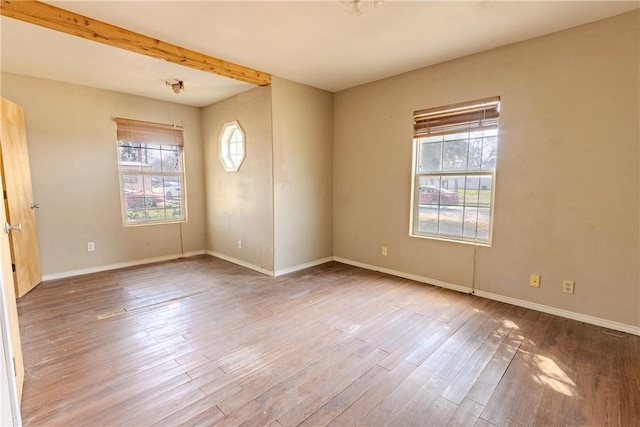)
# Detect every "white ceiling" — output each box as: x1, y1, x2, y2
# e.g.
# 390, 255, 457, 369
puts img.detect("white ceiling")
2, 1, 638, 107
